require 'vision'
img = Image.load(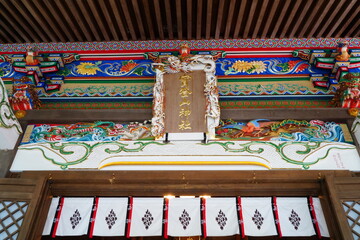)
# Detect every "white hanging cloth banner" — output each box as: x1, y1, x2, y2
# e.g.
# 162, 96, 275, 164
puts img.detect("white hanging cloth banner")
166, 198, 202, 237
42, 197, 60, 235
128, 197, 164, 237
240, 197, 277, 237
309, 197, 330, 238
274, 197, 316, 237
89, 197, 128, 237
53, 197, 93, 237
203, 197, 239, 237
